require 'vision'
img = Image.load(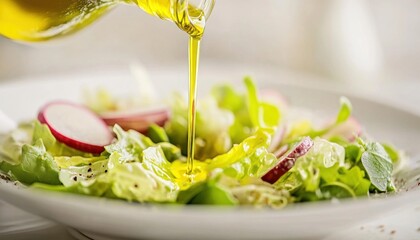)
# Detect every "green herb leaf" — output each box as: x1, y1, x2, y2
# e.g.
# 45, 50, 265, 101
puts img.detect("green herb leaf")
336, 97, 352, 124
361, 142, 393, 192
